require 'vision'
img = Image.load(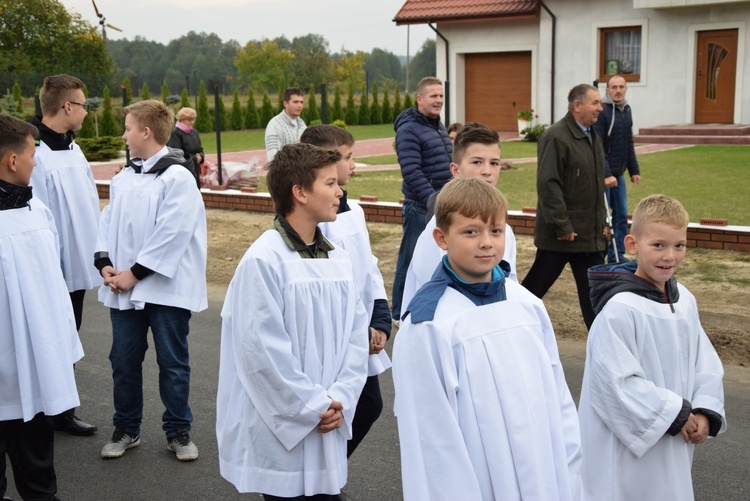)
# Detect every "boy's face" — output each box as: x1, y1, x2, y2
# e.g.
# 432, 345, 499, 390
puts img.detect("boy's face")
298, 163, 343, 223
625, 222, 687, 292
335, 144, 355, 186
283, 95, 304, 120
122, 114, 148, 159
433, 211, 506, 284
4, 135, 37, 185
450, 143, 502, 186
67, 89, 88, 132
